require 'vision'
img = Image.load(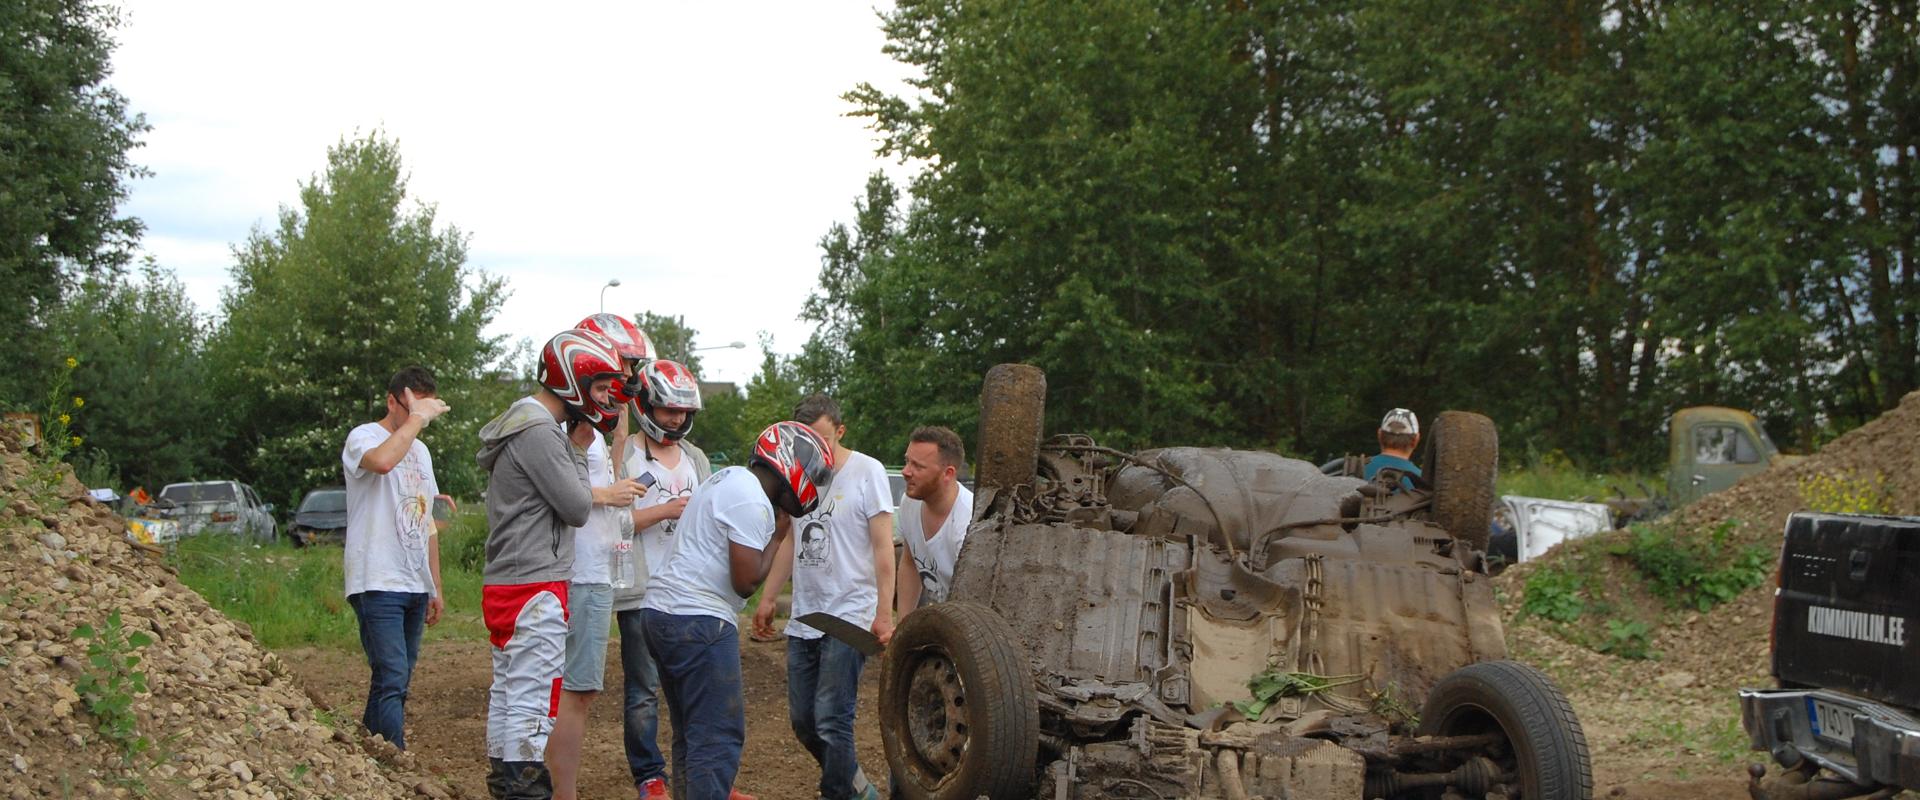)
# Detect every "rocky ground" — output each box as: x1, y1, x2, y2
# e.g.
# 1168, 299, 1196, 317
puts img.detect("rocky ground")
1498, 388, 1920, 798
0, 434, 469, 800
